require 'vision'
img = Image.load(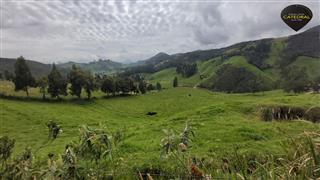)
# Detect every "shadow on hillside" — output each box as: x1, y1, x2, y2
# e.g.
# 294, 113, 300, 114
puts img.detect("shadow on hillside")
0, 93, 94, 105
102, 93, 137, 99
0, 93, 137, 105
